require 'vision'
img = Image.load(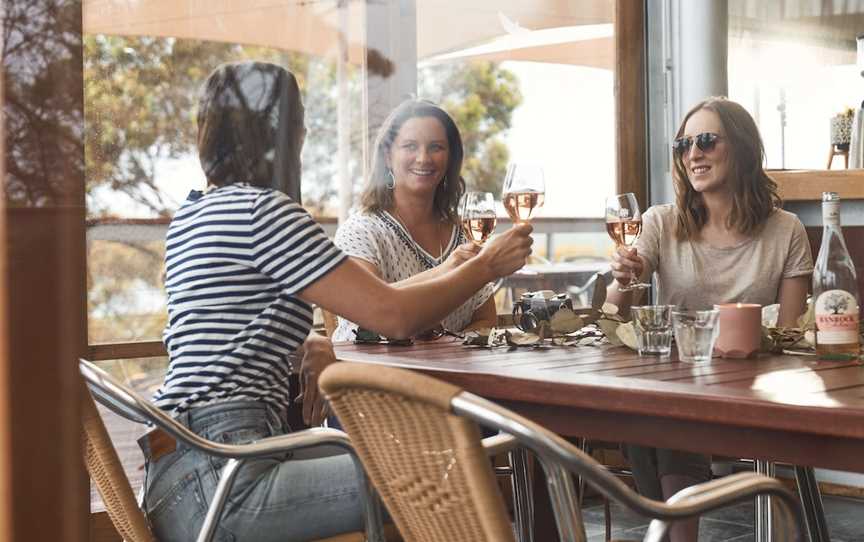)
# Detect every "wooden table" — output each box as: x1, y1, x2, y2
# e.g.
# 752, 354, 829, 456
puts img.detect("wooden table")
334, 340, 864, 541
333, 339, 864, 476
